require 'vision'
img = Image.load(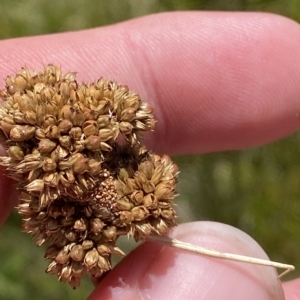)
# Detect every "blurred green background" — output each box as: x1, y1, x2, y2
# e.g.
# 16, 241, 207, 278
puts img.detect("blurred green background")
1, 0, 300, 299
